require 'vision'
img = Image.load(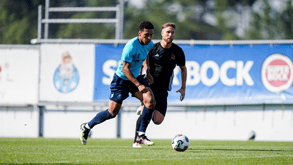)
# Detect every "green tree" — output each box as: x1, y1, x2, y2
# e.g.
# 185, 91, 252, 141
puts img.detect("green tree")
280, 0, 293, 39
0, 0, 86, 44
0, 0, 41, 44
245, 0, 292, 39
1, 0, 293, 44
54, 0, 117, 39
